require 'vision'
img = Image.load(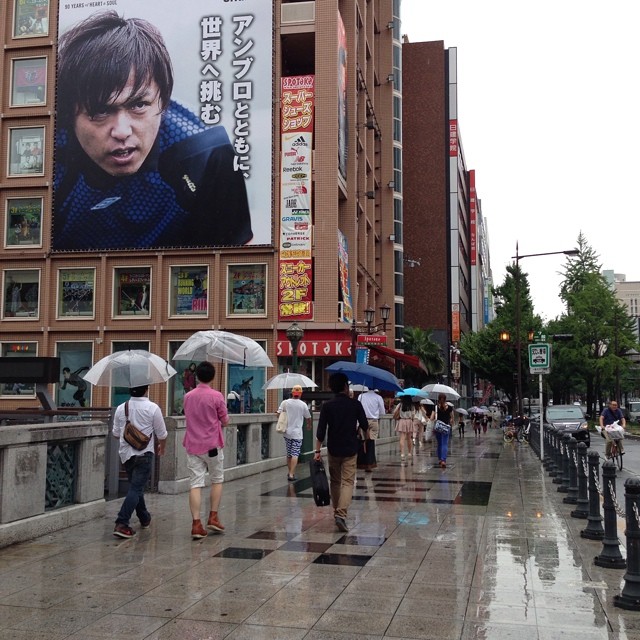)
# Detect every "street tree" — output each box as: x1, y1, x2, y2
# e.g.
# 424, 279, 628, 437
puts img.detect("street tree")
401, 326, 444, 387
